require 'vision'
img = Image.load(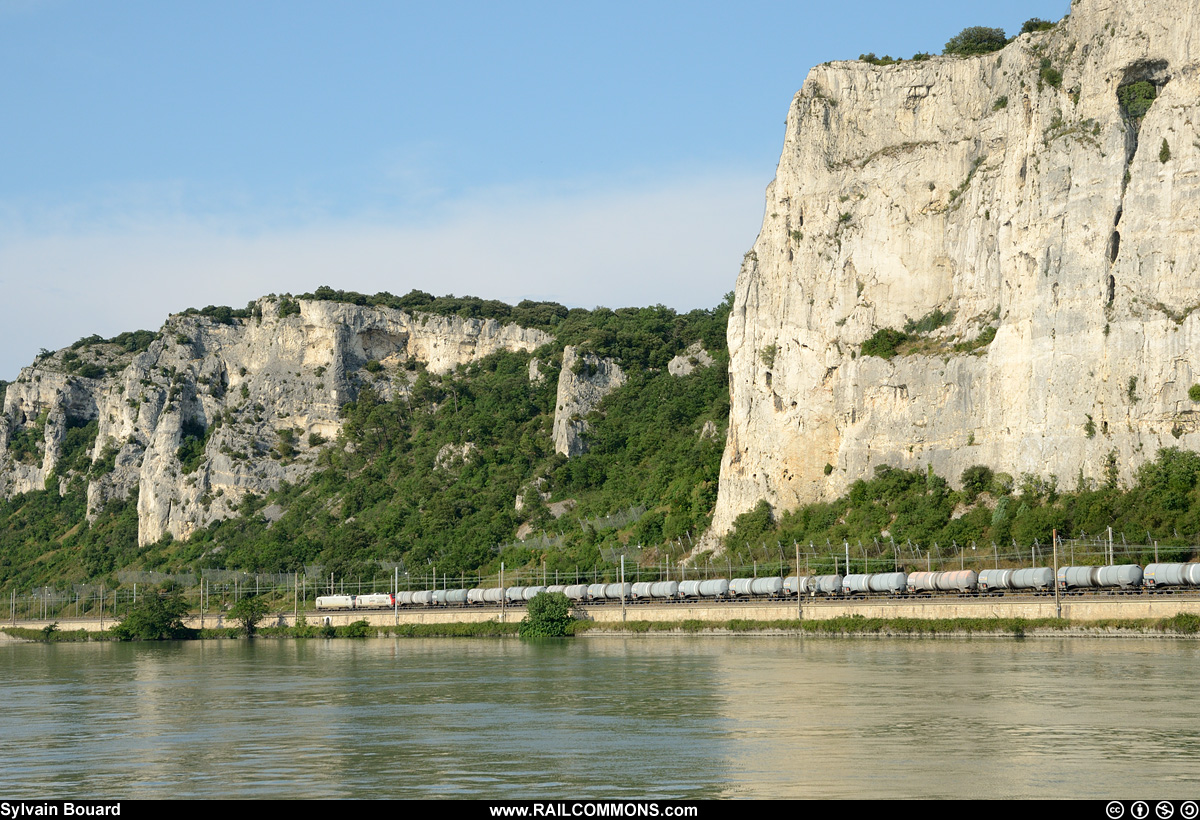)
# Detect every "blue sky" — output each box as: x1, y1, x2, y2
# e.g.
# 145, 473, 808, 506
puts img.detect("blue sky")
0, 0, 1067, 379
